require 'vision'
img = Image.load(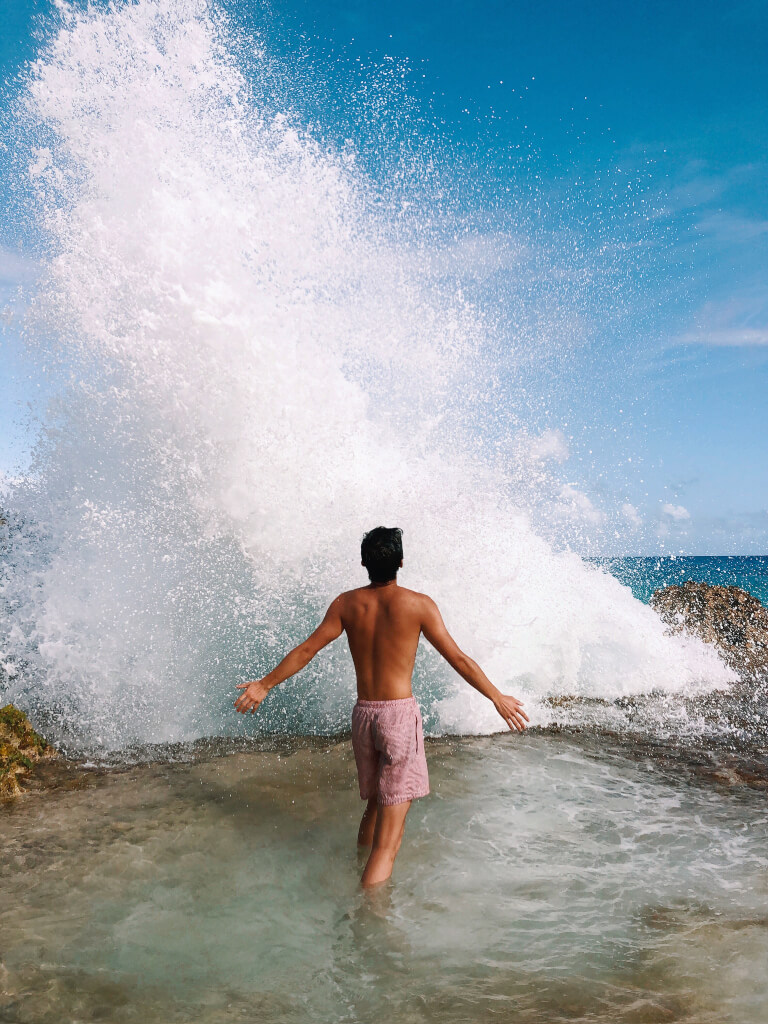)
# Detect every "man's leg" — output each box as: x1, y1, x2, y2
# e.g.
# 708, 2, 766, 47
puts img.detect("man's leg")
360, 800, 411, 888
357, 796, 378, 847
